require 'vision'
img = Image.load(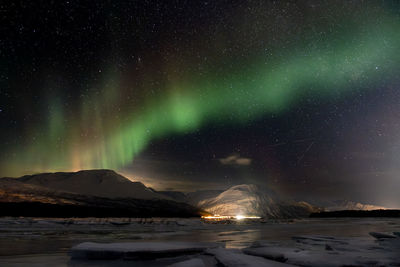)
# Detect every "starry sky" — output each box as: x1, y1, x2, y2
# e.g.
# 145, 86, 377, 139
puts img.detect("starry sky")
1, 1, 400, 207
